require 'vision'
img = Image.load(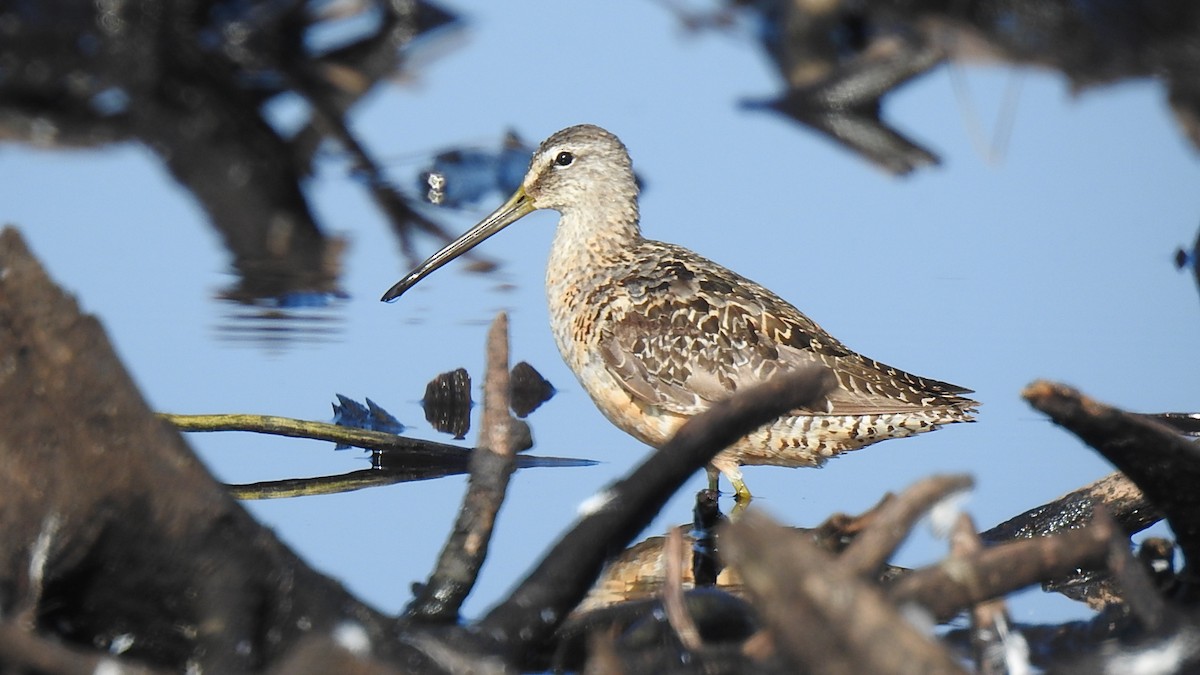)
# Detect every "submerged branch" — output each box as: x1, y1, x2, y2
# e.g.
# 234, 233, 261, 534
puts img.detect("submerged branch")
161, 412, 475, 456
